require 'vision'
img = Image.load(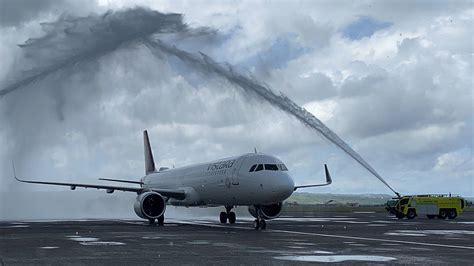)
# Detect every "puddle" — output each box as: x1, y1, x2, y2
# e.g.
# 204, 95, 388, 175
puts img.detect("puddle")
292, 242, 316, 246
80, 241, 125, 246
39, 246, 59, 249
385, 232, 427, 237
312, 250, 333, 254
372, 220, 397, 224
286, 246, 306, 249
70, 237, 99, 242
142, 236, 163, 239
212, 243, 236, 248
385, 230, 474, 237
274, 255, 396, 262
8, 225, 29, 228
410, 247, 431, 251
187, 240, 210, 245
348, 243, 368, 247
278, 217, 357, 222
